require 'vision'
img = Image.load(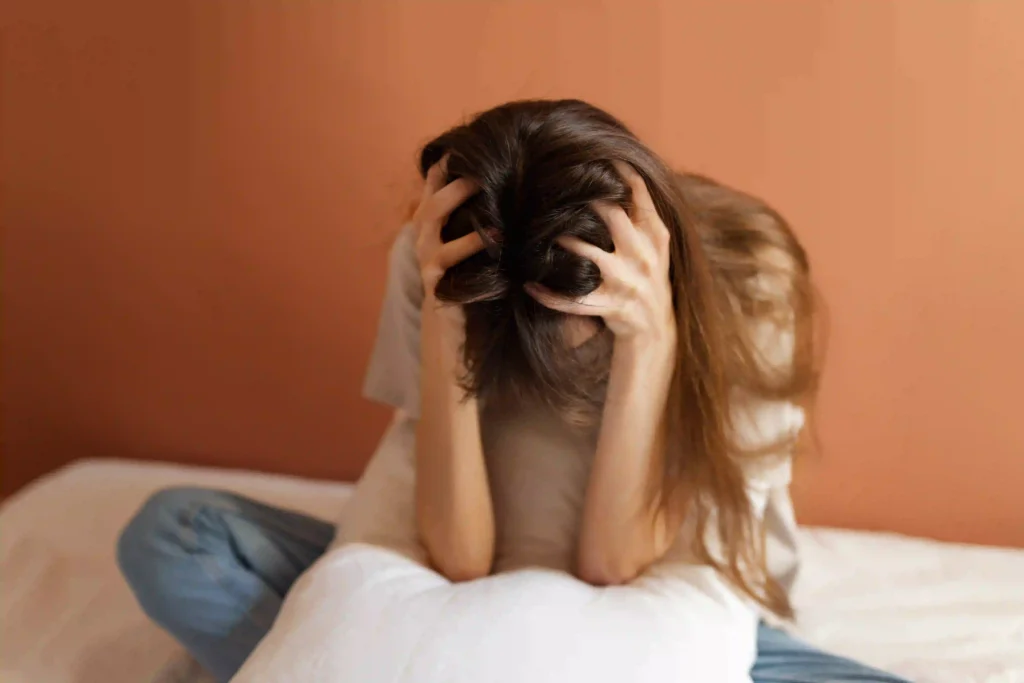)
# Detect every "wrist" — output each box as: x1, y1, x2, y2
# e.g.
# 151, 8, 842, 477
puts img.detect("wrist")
615, 328, 676, 365
422, 295, 465, 350
611, 333, 677, 393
